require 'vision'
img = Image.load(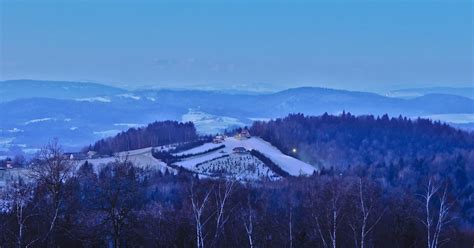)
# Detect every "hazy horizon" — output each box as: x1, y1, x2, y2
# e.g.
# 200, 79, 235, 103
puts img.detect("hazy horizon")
2, 78, 474, 95
1, 0, 472, 93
